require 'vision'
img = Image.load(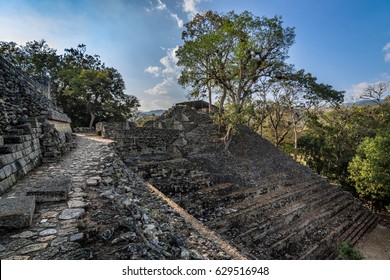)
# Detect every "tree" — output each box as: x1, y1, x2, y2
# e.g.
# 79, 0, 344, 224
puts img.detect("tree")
299, 104, 390, 193
177, 11, 296, 144
348, 134, 390, 211
57, 46, 139, 128
0, 39, 59, 77
177, 11, 224, 113
360, 82, 389, 105
1, 40, 140, 128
